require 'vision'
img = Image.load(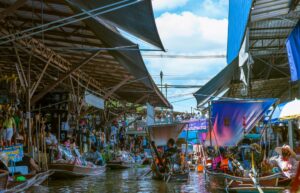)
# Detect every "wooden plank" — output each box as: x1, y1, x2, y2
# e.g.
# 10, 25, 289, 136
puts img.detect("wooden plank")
104, 77, 131, 99
31, 50, 102, 104
30, 55, 53, 98
0, 0, 27, 21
